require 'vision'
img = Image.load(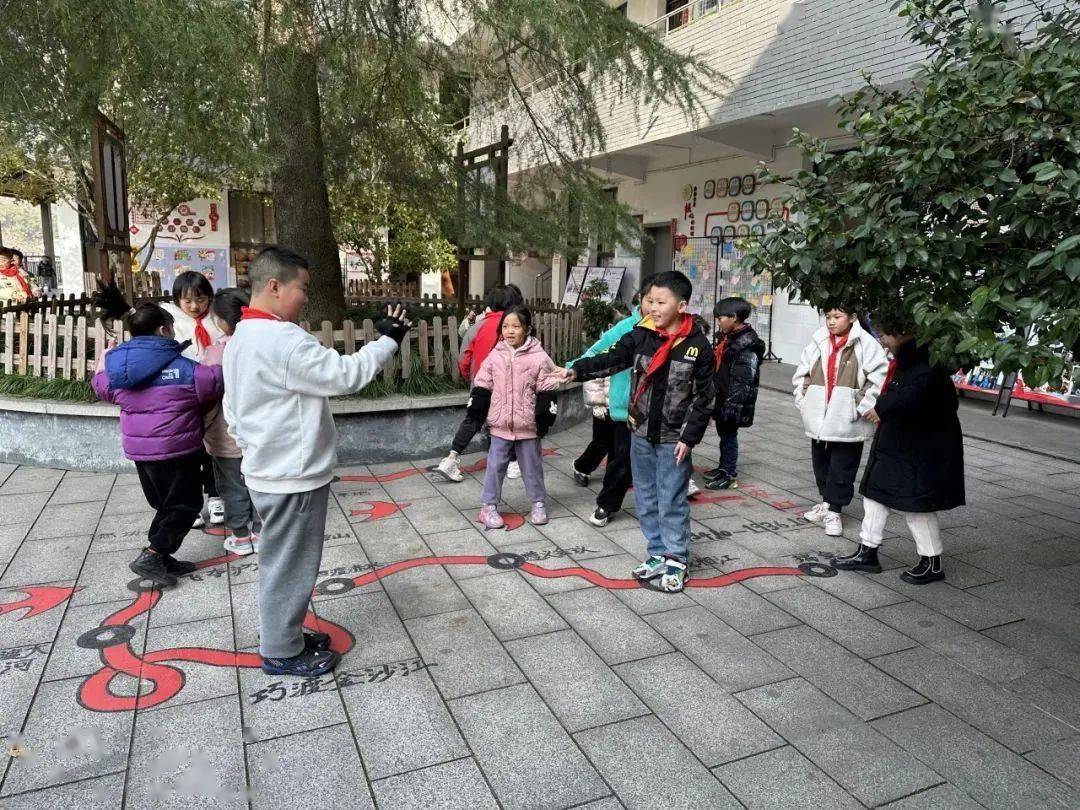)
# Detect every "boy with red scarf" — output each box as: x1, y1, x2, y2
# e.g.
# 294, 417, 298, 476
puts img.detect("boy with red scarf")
560, 271, 714, 593
792, 307, 888, 538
